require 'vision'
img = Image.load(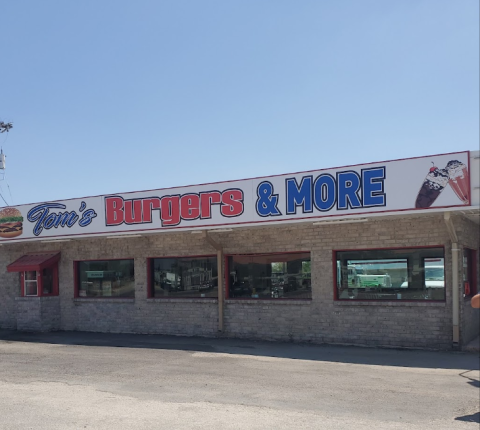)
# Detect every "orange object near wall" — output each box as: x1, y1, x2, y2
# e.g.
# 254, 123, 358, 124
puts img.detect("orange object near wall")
471, 293, 480, 309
